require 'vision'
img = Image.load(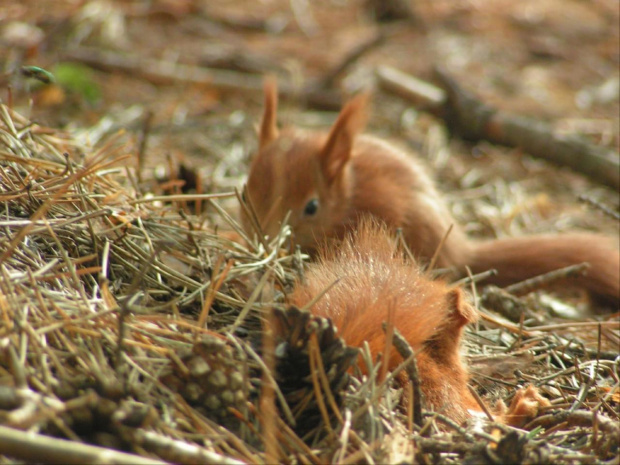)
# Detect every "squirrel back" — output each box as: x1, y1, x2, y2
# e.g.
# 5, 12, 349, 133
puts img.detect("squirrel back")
244, 80, 620, 304
288, 219, 481, 424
